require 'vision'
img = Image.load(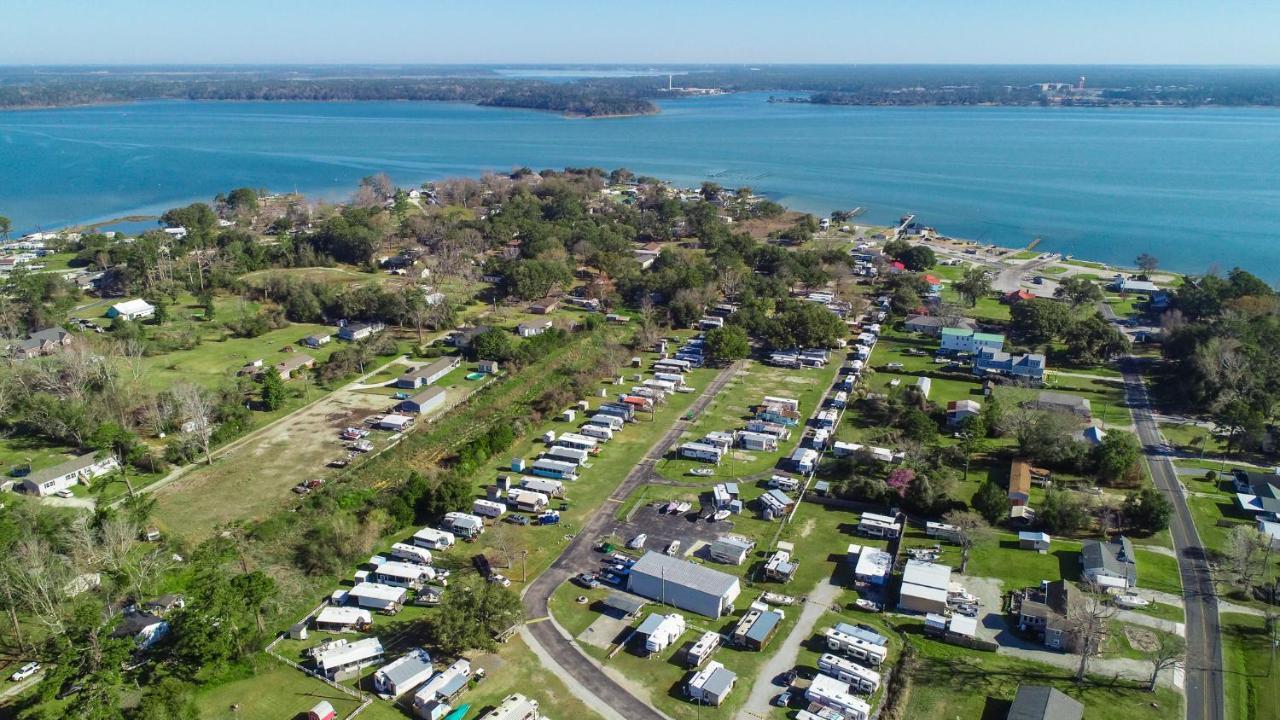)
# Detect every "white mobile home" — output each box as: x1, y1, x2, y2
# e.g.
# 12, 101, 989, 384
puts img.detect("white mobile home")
545, 445, 589, 465
587, 413, 624, 431
742, 430, 778, 448
832, 391, 849, 409
815, 409, 839, 429
21, 452, 120, 497
636, 613, 686, 654
412, 527, 455, 550
858, 512, 902, 539
686, 630, 722, 667
442, 512, 485, 538
654, 371, 685, 384
763, 395, 800, 412
807, 673, 871, 720
472, 498, 507, 519
818, 653, 881, 694
508, 489, 549, 513
371, 561, 433, 589
679, 442, 724, 464
315, 637, 385, 680
373, 648, 434, 698
686, 660, 737, 706
390, 543, 433, 566
823, 628, 888, 666
788, 447, 819, 474
556, 433, 598, 451
520, 477, 564, 497
411, 659, 472, 713
579, 424, 613, 442
315, 606, 372, 633
708, 535, 755, 566
348, 582, 408, 612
